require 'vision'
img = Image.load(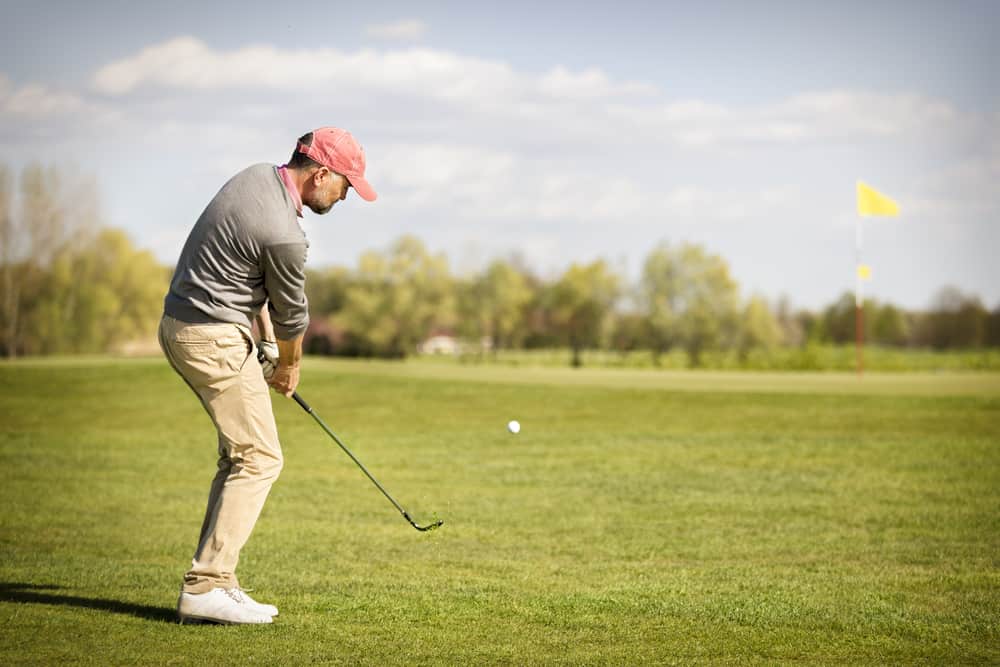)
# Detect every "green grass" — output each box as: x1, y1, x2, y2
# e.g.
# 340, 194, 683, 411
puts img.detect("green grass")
1, 357, 998, 665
